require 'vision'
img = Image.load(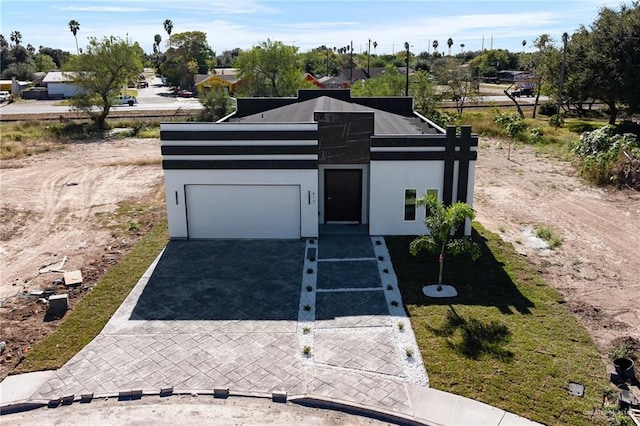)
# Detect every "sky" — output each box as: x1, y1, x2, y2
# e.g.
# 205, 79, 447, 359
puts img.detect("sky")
0, 0, 627, 56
